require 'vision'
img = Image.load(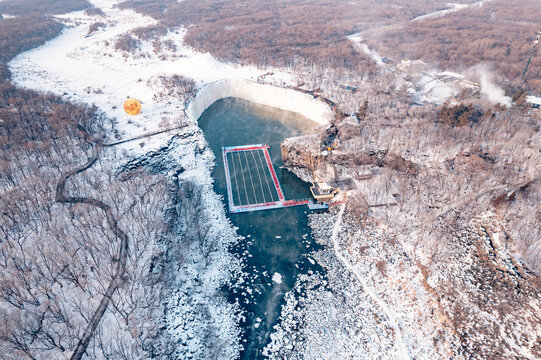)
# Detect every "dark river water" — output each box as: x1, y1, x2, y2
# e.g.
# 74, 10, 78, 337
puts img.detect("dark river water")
198, 98, 324, 359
